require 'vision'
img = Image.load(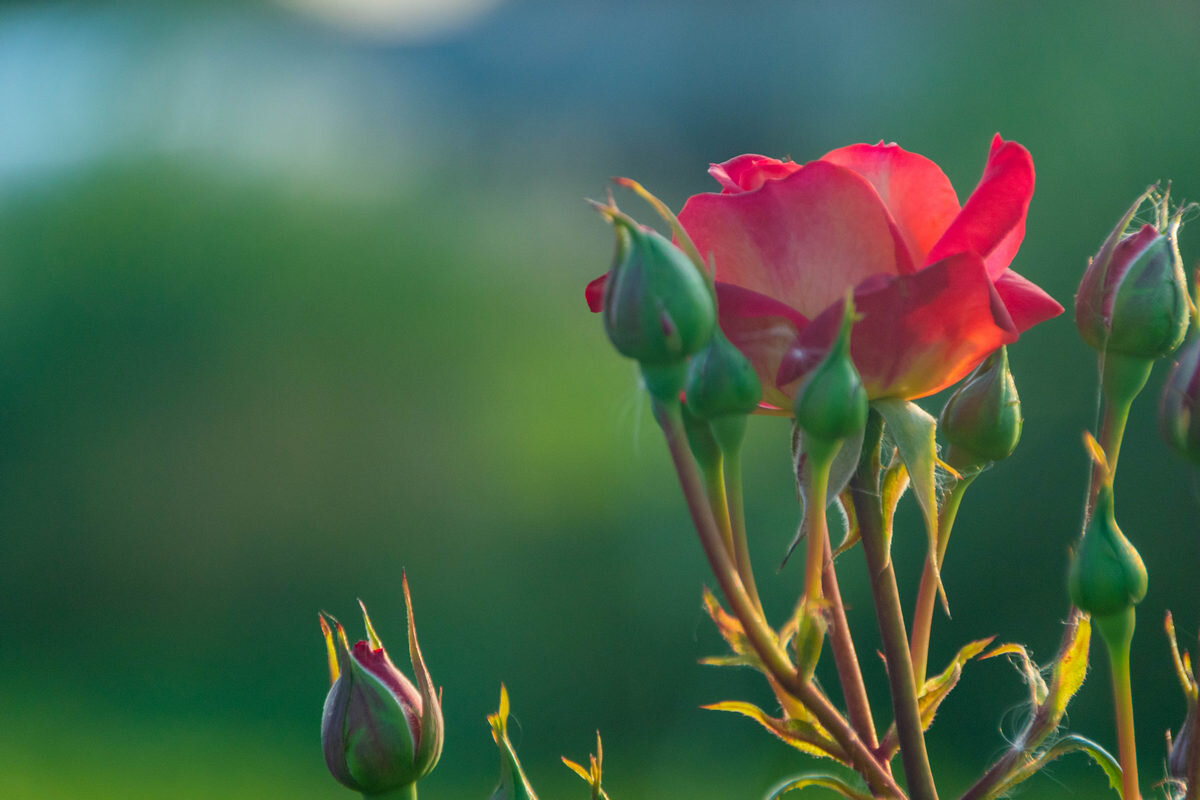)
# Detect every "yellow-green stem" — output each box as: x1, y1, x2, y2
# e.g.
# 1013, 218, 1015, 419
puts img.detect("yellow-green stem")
1087, 353, 1152, 520
803, 439, 839, 603
910, 473, 976, 687
652, 398, 903, 799
724, 450, 764, 615
701, 459, 736, 561
1098, 608, 1141, 800
364, 784, 417, 800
